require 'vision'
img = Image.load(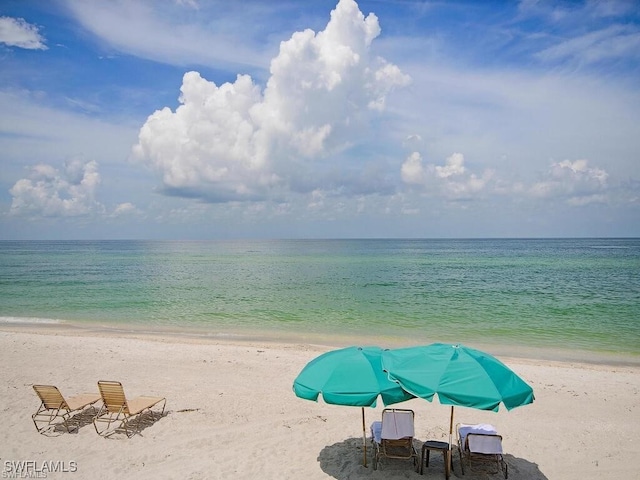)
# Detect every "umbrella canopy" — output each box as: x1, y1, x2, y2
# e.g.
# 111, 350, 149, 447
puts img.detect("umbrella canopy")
382, 342, 534, 475
293, 346, 414, 466
381, 343, 534, 411
294, 345, 415, 407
